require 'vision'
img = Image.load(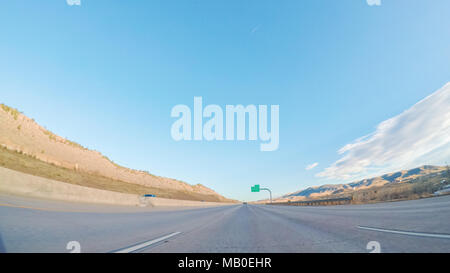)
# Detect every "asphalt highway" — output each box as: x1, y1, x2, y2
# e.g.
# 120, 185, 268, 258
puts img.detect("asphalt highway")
1, 194, 450, 253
